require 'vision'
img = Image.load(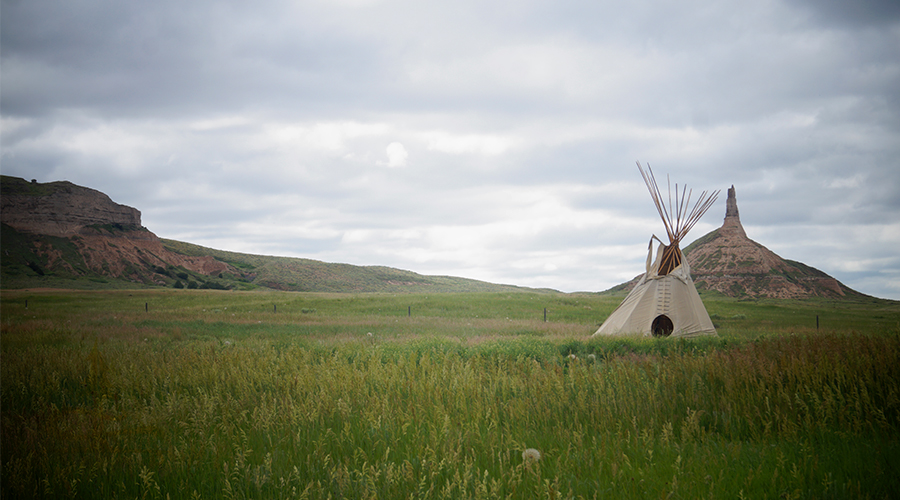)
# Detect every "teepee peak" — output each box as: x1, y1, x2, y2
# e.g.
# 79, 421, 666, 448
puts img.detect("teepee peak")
636, 161, 720, 248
